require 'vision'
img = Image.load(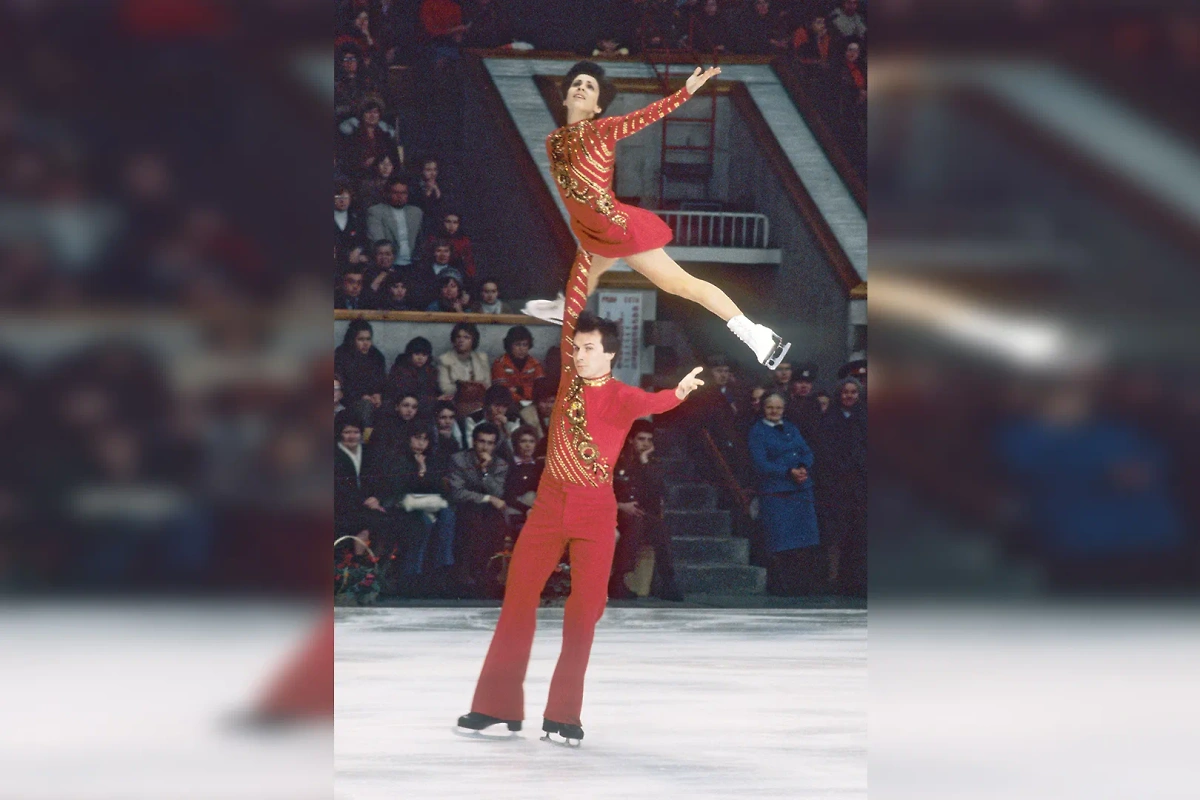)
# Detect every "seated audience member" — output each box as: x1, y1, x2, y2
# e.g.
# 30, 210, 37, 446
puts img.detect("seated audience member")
465, 383, 520, 462
736, 0, 790, 55
426, 273, 468, 313
375, 270, 417, 310
335, 372, 346, 415
446, 421, 510, 598
334, 320, 387, 426
335, 266, 371, 310
748, 393, 821, 596
519, 376, 559, 444
364, 239, 397, 296
689, 0, 732, 54
438, 321, 491, 404
421, 210, 476, 279
366, 176, 423, 268
470, 277, 512, 314
503, 424, 544, 528
837, 41, 867, 126
369, 391, 423, 454
609, 421, 683, 601
491, 325, 543, 403
335, 411, 404, 559
341, 97, 399, 178
409, 240, 463, 309
335, 44, 373, 120
420, 0, 469, 68
357, 152, 397, 209
793, 15, 833, 68
829, 0, 866, 42
433, 398, 468, 453
334, 183, 365, 256
389, 336, 440, 407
